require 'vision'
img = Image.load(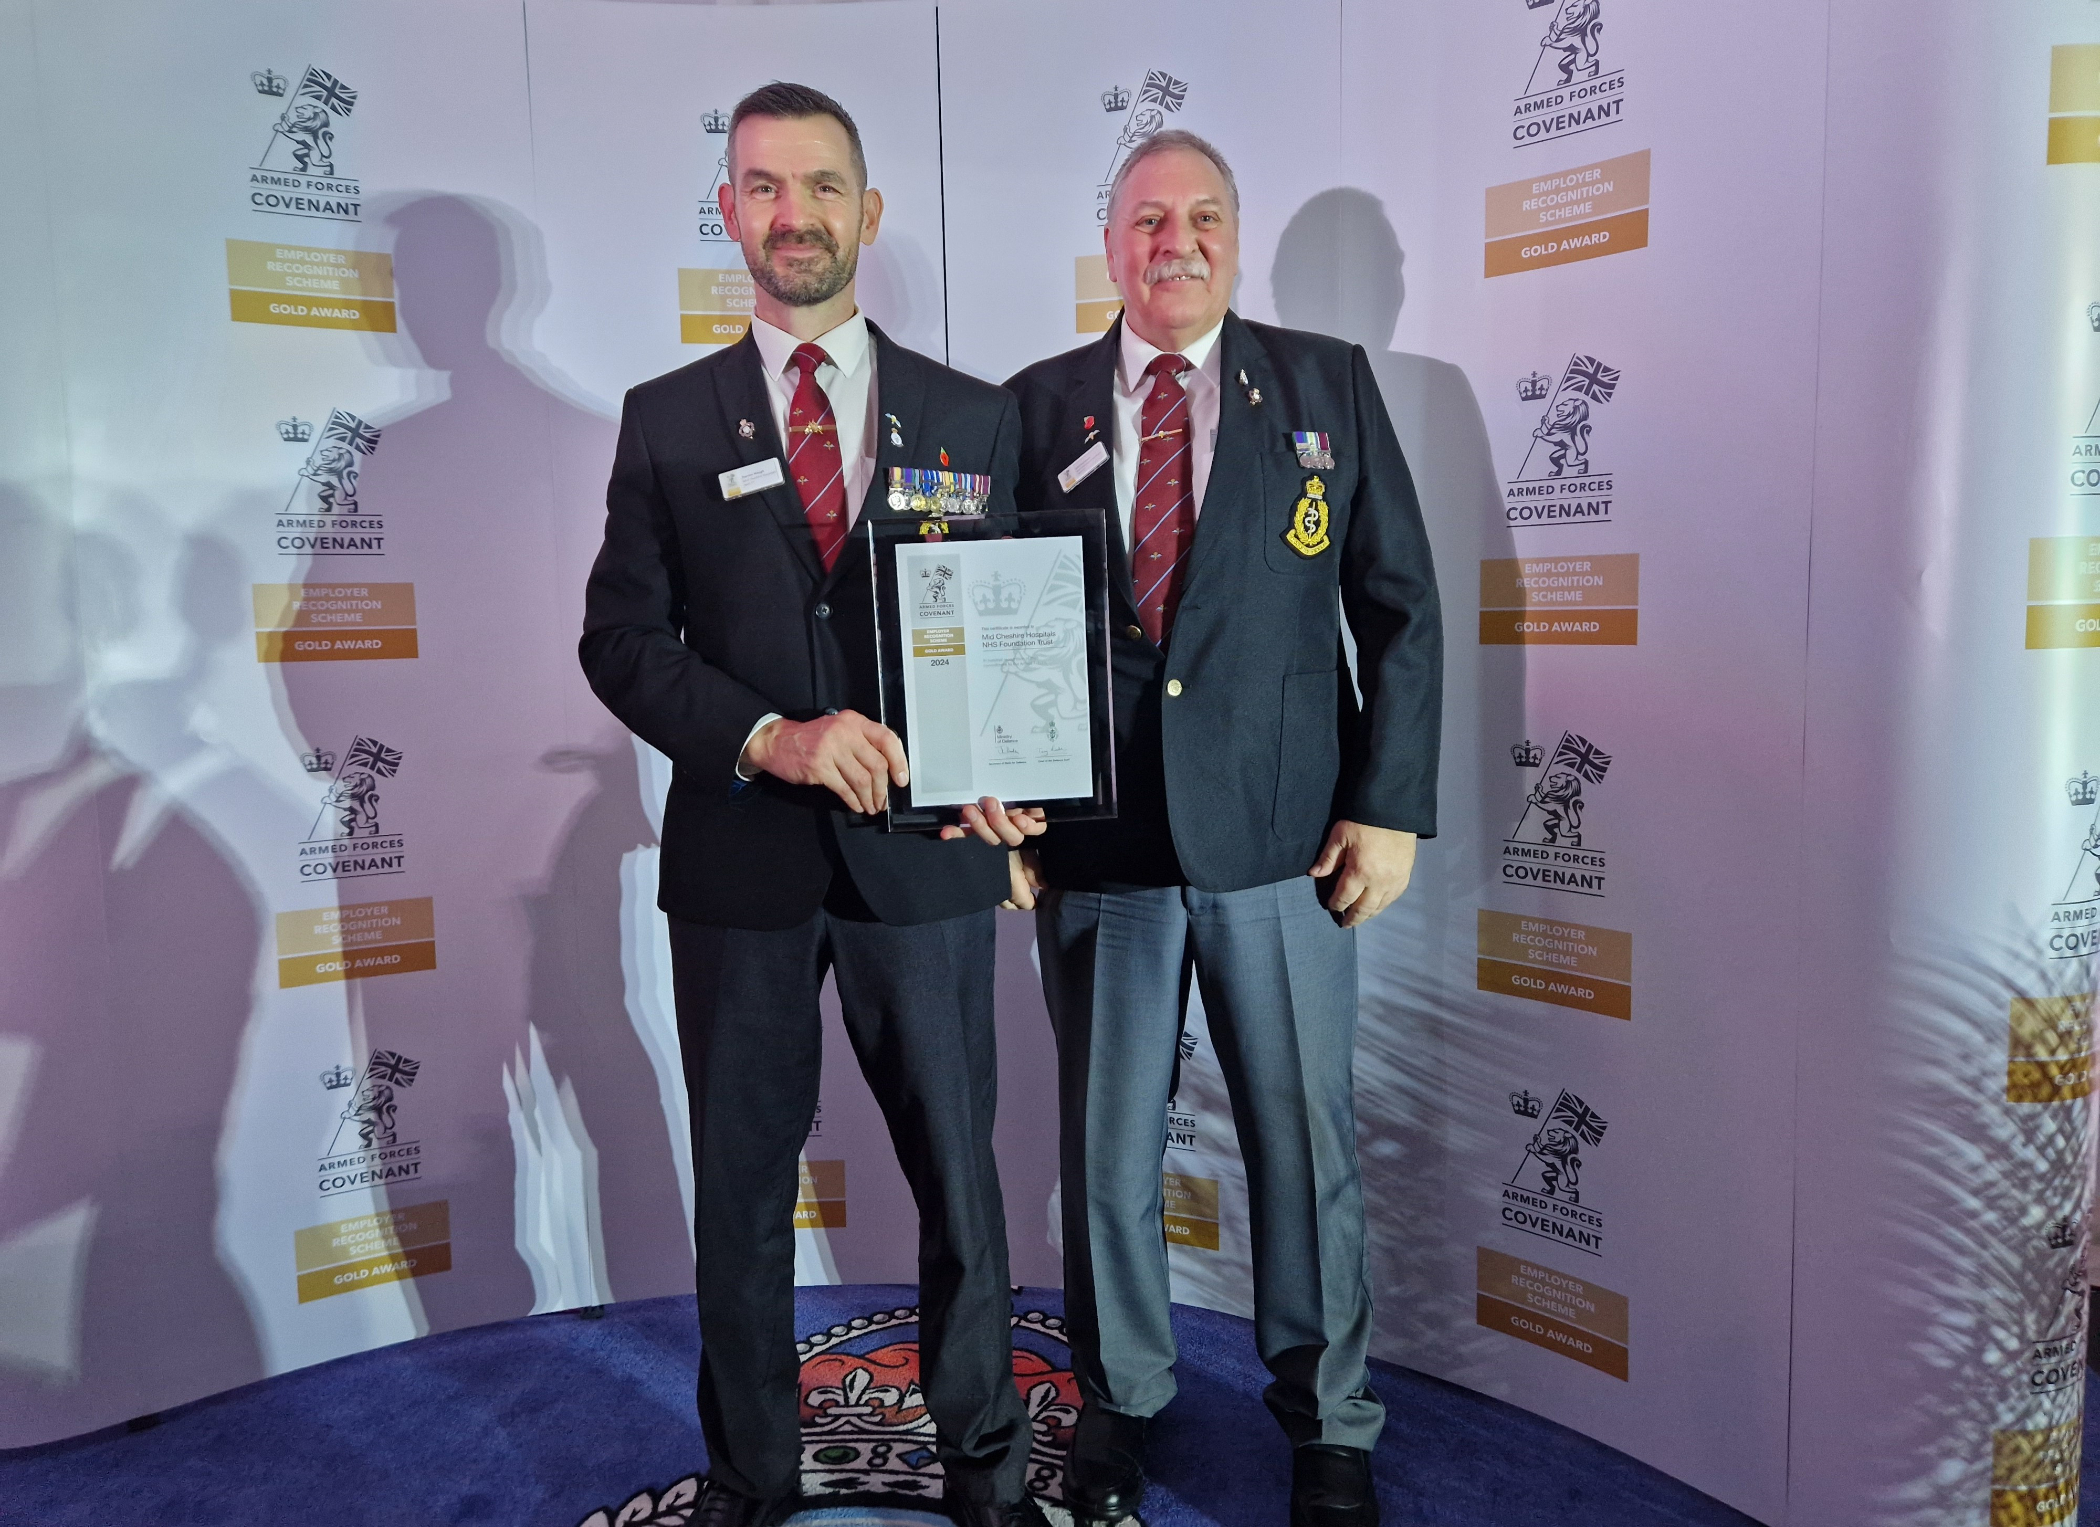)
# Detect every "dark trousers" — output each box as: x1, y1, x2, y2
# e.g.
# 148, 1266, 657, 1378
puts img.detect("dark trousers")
668, 905, 1029, 1502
